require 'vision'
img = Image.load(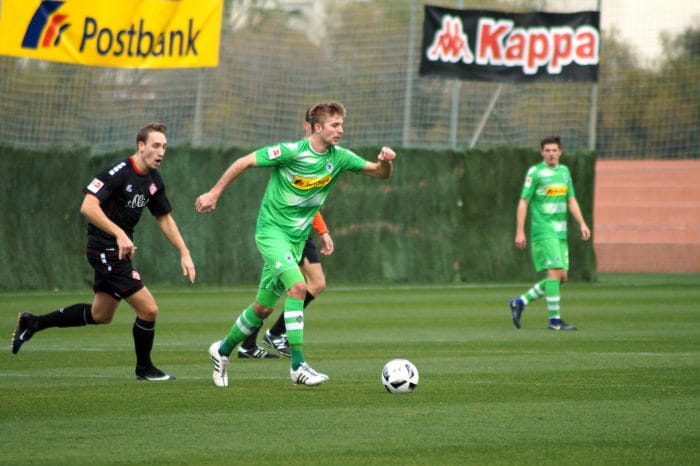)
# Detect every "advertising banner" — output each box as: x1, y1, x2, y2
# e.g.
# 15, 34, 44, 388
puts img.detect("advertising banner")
0, 0, 223, 68
420, 5, 600, 82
